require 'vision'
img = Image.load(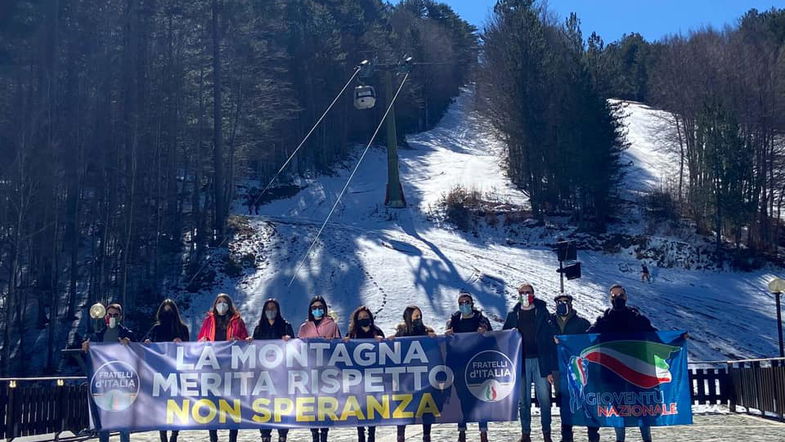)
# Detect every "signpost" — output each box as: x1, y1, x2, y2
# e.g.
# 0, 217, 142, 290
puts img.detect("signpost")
555, 240, 581, 294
